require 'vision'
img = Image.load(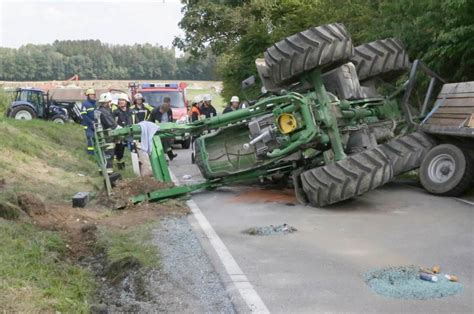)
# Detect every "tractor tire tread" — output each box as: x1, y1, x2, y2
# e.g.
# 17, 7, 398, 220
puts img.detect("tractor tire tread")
300, 147, 393, 207
351, 38, 411, 81
264, 23, 354, 86
379, 131, 436, 176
